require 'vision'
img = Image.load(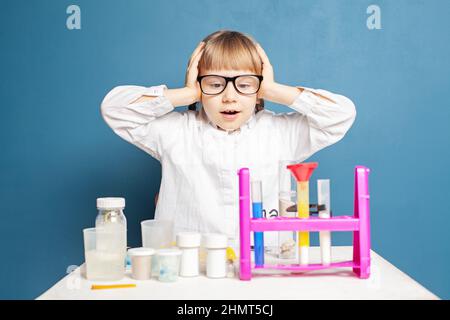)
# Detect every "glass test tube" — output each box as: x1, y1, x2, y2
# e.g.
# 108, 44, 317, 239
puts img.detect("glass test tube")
251, 180, 264, 267
297, 180, 310, 266
318, 179, 332, 266
278, 160, 298, 259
